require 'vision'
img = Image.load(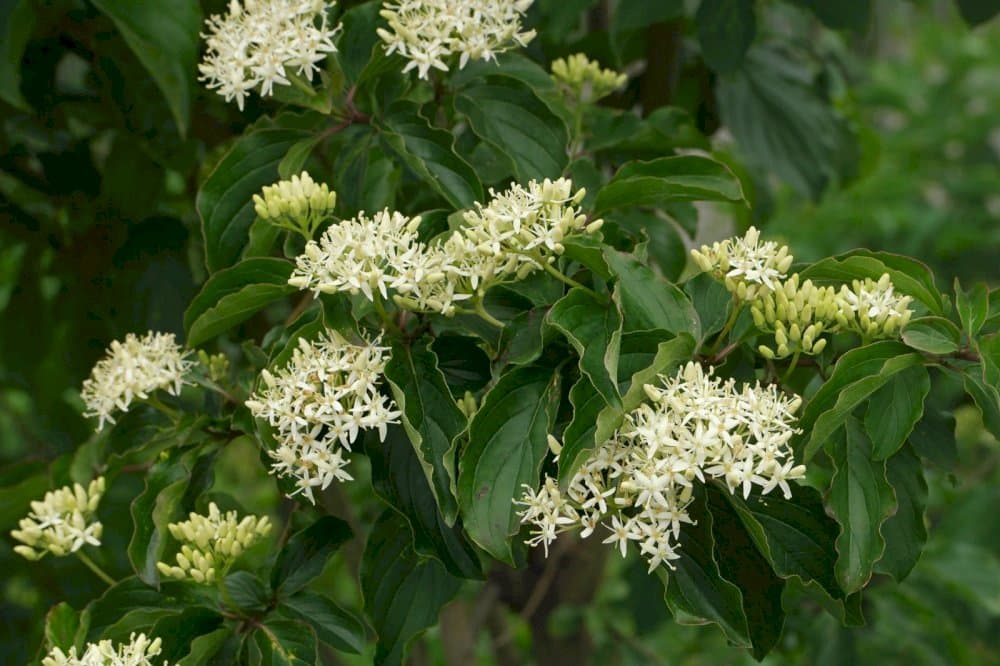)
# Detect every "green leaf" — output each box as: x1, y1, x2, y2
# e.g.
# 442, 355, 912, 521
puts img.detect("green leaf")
384, 338, 467, 524
278, 136, 324, 180
864, 364, 930, 460
875, 444, 928, 582
798, 341, 919, 460
367, 426, 483, 579
253, 618, 318, 666
723, 485, 859, 623
0, 0, 35, 110
789, 0, 872, 31
716, 45, 857, 199
279, 590, 366, 654
177, 628, 244, 666
561, 236, 612, 280
696, 0, 756, 74
955, 279, 989, 338
685, 272, 733, 342
594, 156, 746, 214
955, 0, 1000, 25
908, 407, 957, 470
271, 516, 352, 597
224, 572, 270, 613
496, 308, 548, 370
618, 331, 696, 413
979, 332, 1000, 388
707, 486, 786, 660
559, 376, 623, 486
152, 608, 225, 664
799, 250, 946, 316
457, 365, 560, 562
377, 101, 483, 208
454, 78, 569, 181
961, 368, 1000, 441
91, 0, 201, 135
44, 602, 80, 653
184, 259, 296, 347
548, 289, 622, 407
662, 489, 751, 648
828, 417, 896, 593
901, 316, 962, 355
198, 115, 316, 272
361, 511, 461, 666
606, 250, 700, 337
